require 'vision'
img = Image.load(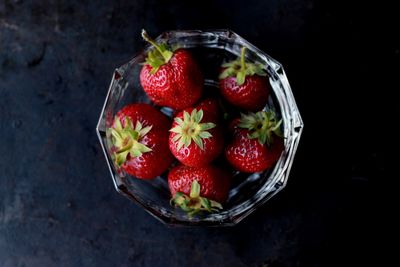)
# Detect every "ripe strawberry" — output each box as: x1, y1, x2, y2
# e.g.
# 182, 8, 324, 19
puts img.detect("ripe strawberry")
195, 97, 221, 122
225, 110, 284, 173
139, 30, 203, 110
108, 104, 174, 179
169, 165, 231, 216
168, 99, 223, 167
219, 47, 270, 111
